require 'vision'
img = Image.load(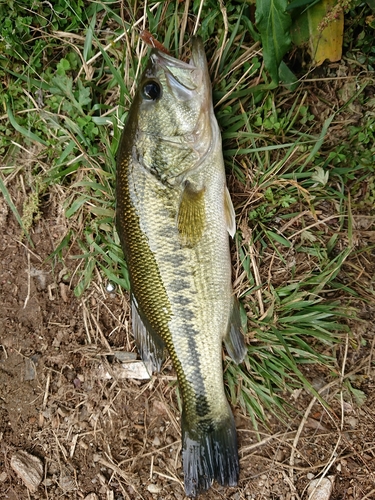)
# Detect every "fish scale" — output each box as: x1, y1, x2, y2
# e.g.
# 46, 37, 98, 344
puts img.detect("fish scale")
116, 37, 246, 497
